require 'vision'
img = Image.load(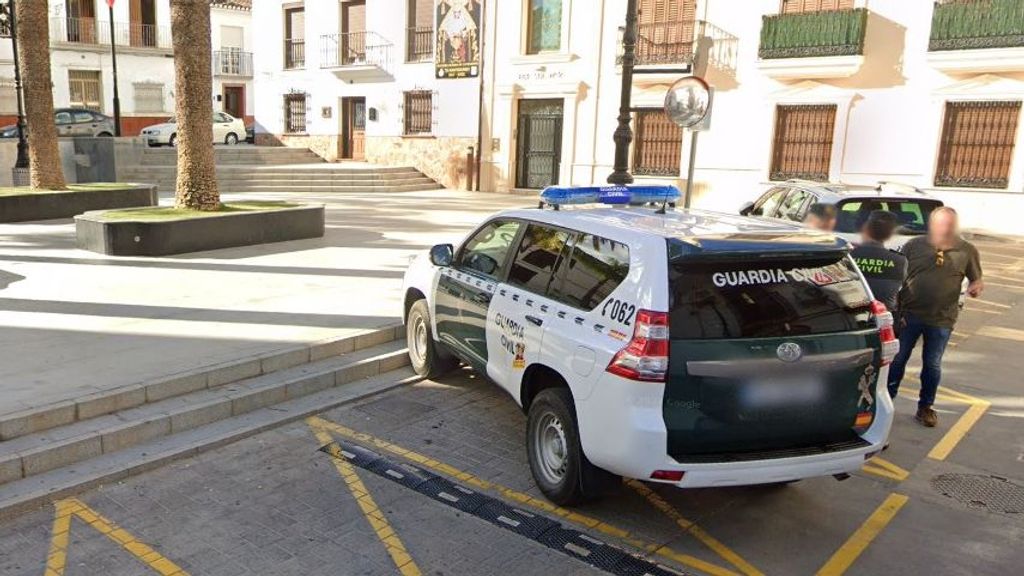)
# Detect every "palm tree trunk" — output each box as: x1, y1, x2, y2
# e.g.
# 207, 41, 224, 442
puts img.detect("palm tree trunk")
15, 0, 67, 190
170, 0, 218, 210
